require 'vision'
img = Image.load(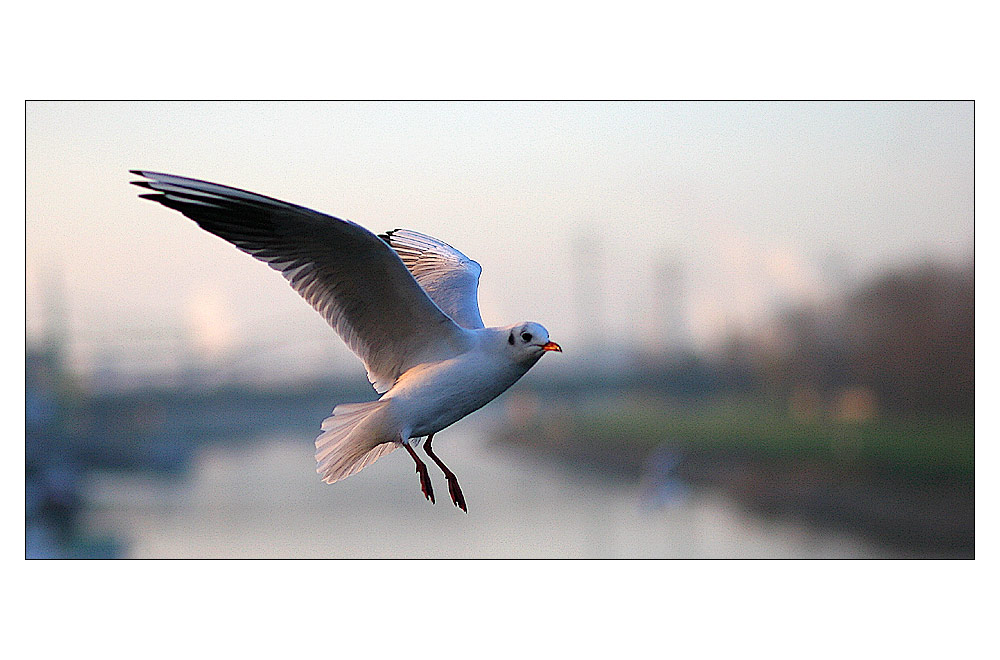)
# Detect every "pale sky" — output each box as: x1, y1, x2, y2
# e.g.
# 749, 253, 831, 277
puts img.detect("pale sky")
25, 101, 973, 383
